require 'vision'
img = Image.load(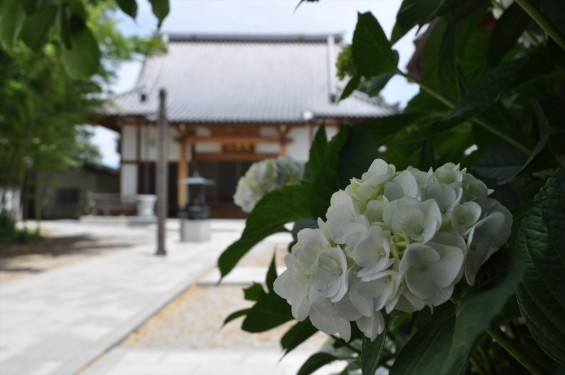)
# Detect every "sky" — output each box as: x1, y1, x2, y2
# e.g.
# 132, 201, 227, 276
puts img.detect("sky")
96, 0, 419, 168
